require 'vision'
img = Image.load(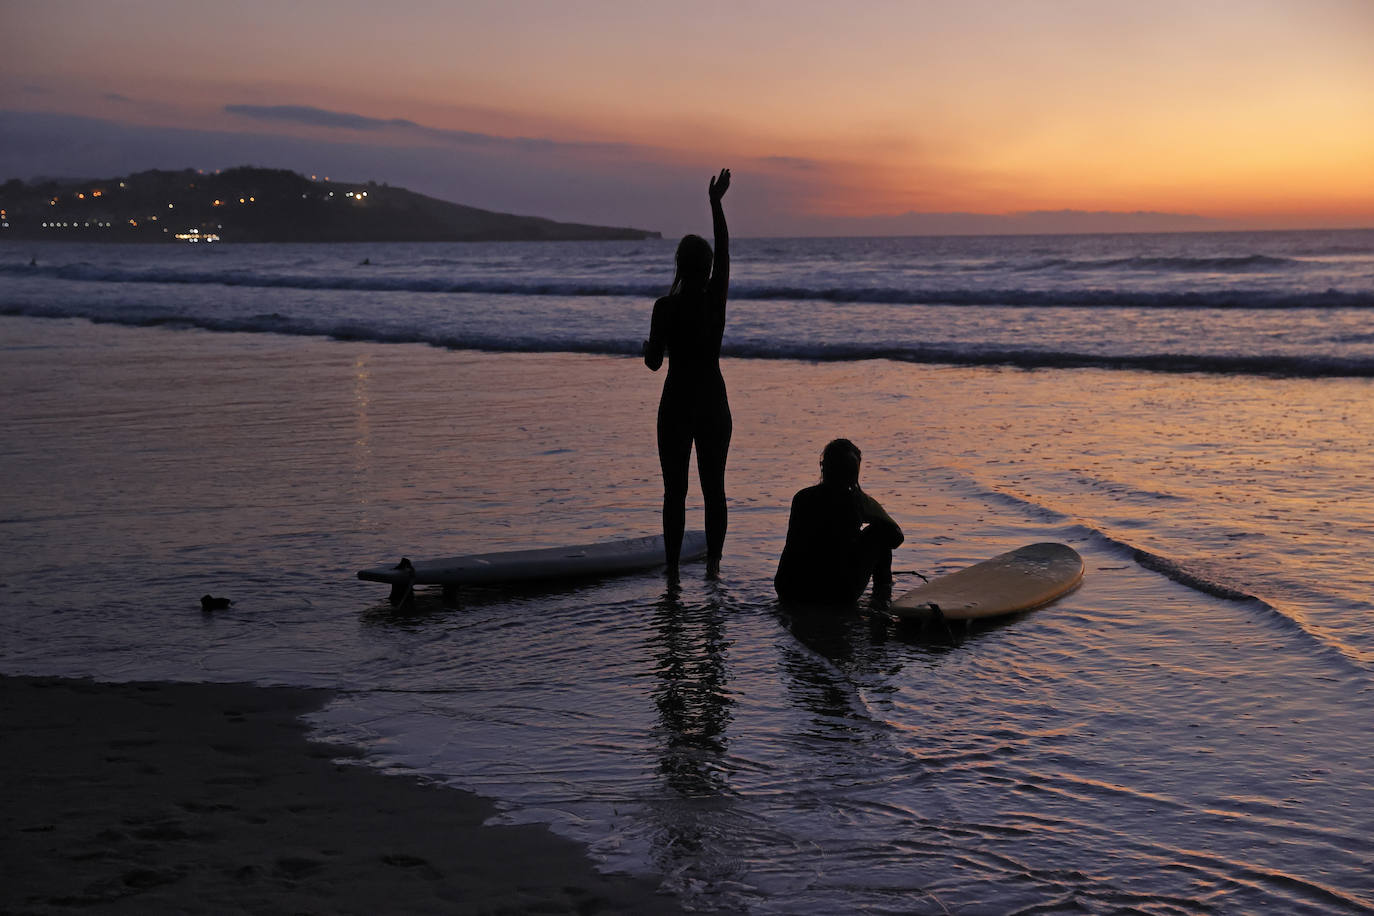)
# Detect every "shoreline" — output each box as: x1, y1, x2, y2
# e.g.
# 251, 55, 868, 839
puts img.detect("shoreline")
0, 675, 686, 915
